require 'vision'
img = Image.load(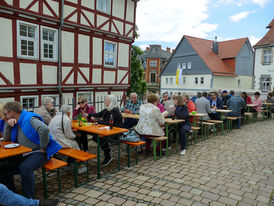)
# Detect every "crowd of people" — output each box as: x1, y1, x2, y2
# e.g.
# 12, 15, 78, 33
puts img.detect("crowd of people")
0, 89, 273, 205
